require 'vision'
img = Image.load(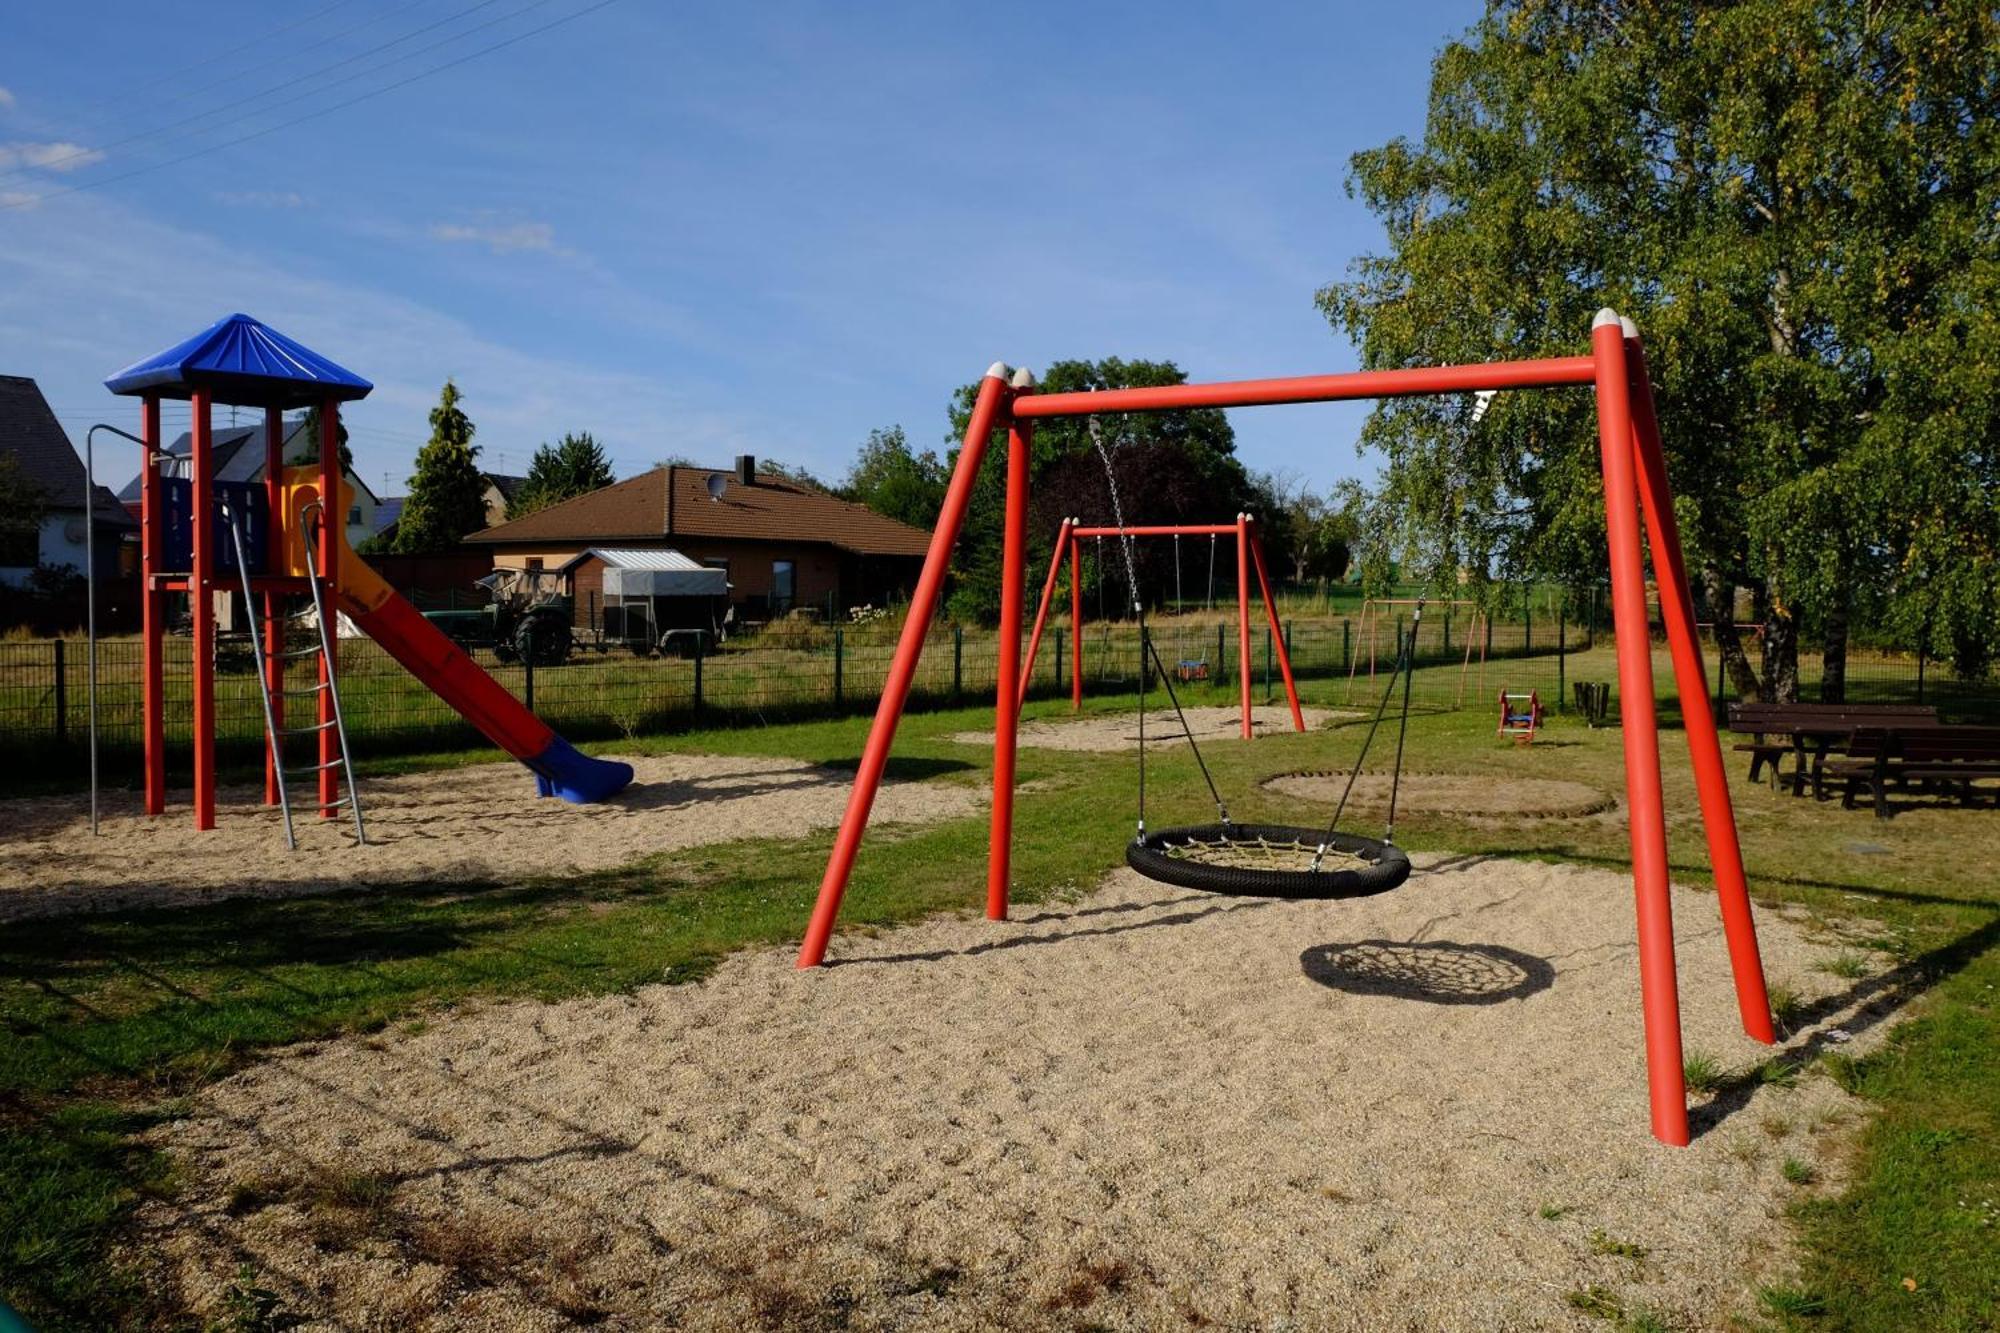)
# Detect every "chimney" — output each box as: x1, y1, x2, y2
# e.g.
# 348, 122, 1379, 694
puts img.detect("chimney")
735, 454, 756, 486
